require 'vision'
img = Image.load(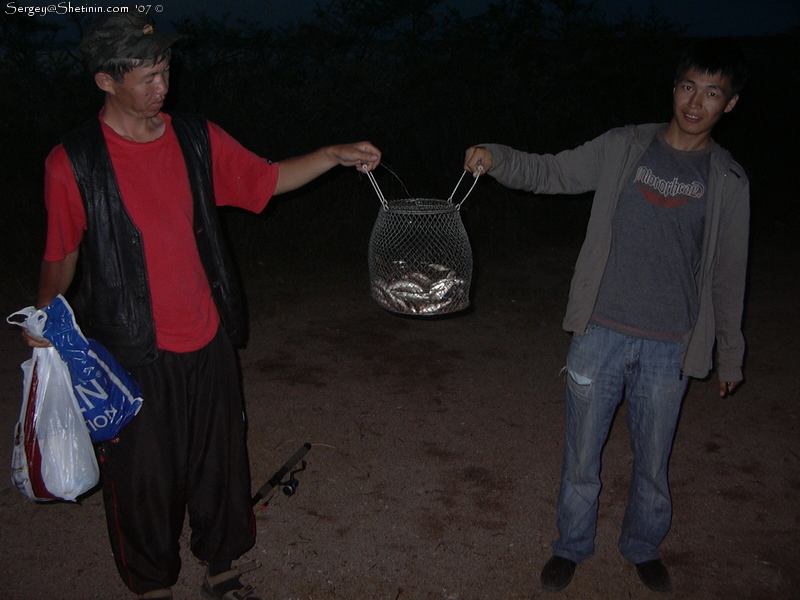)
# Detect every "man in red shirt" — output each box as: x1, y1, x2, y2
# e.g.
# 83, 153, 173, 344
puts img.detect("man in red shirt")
26, 10, 380, 600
